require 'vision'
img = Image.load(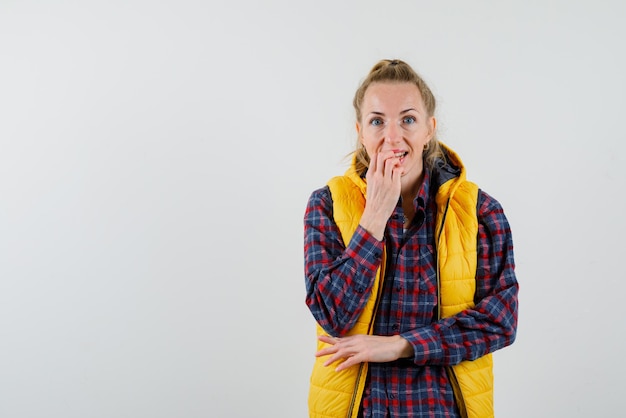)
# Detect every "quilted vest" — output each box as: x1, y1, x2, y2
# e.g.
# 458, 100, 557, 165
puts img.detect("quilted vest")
308, 167, 387, 418
308, 147, 493, 418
